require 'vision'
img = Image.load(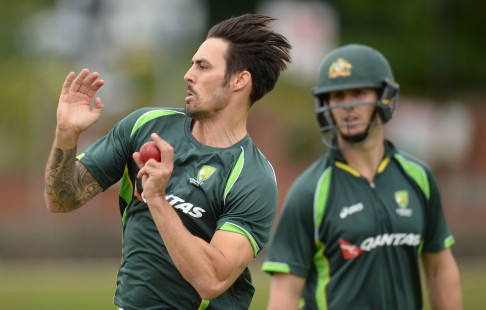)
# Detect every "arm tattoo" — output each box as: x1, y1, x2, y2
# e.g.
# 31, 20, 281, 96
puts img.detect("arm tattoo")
45, 147, 103, 212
